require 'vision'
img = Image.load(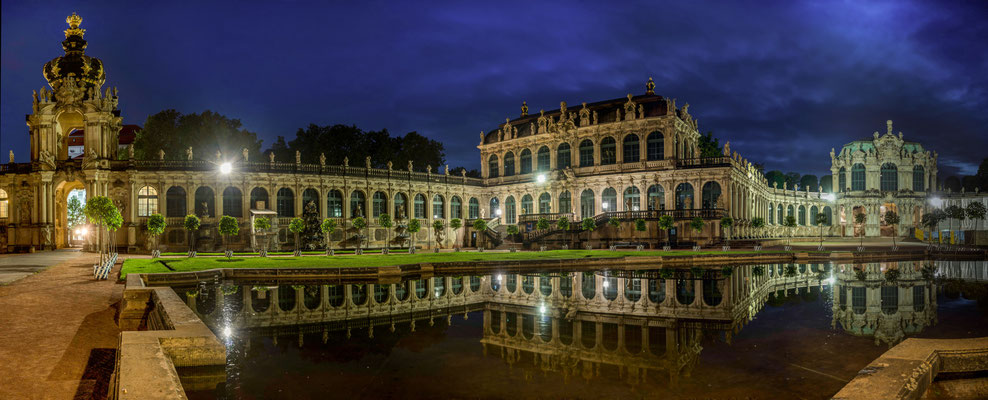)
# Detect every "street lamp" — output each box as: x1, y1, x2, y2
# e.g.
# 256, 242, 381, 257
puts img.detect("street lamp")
219, 162, 232, 174
929, 196, 943, 208
536, 174, 546, 184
